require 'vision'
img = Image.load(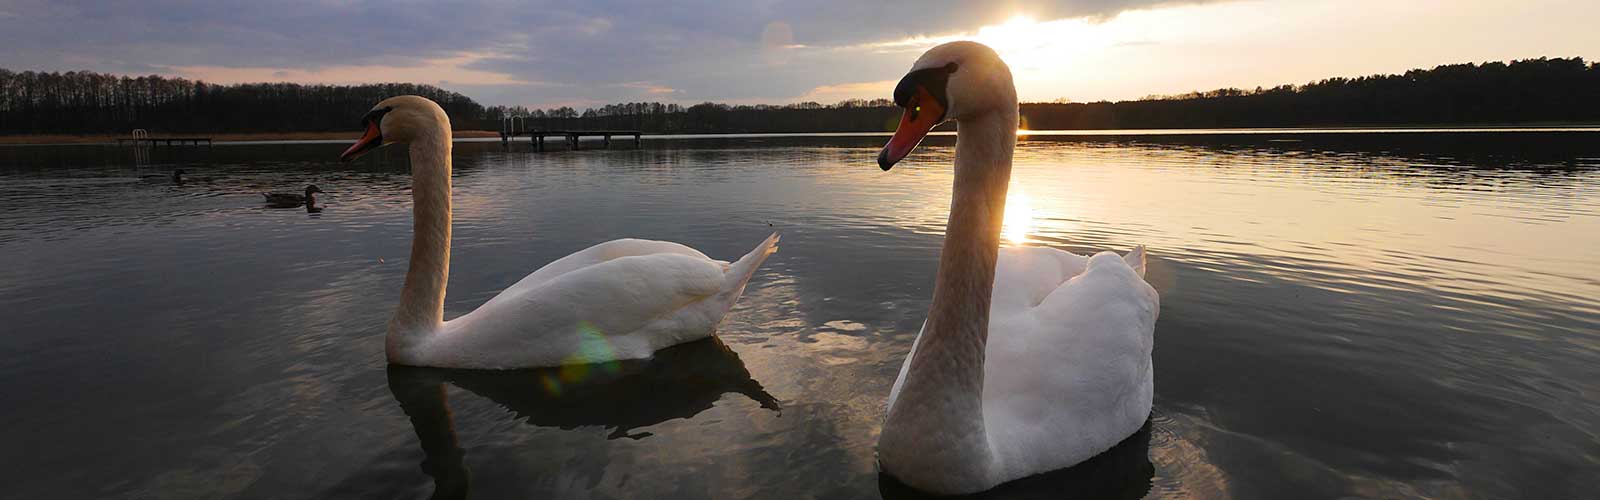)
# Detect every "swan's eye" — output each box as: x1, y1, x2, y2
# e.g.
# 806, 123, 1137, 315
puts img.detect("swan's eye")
362, 106, 394, 127
914, 105, 922, 113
